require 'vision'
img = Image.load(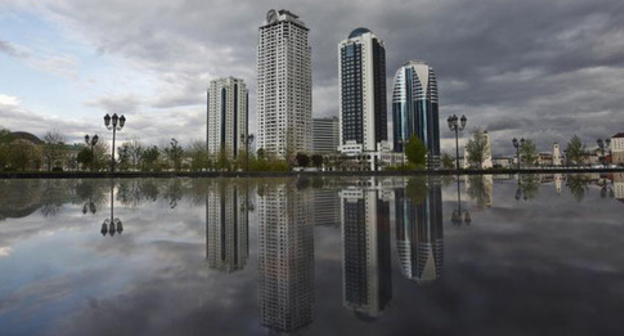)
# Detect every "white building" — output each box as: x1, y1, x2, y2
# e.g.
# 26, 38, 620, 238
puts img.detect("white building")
207, 77, 248, 159
338, 28, 387, 155
553, 142, 563, 166
312, 117, 339, 154
611, 133, 624, 164
257, 9, 312, 159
